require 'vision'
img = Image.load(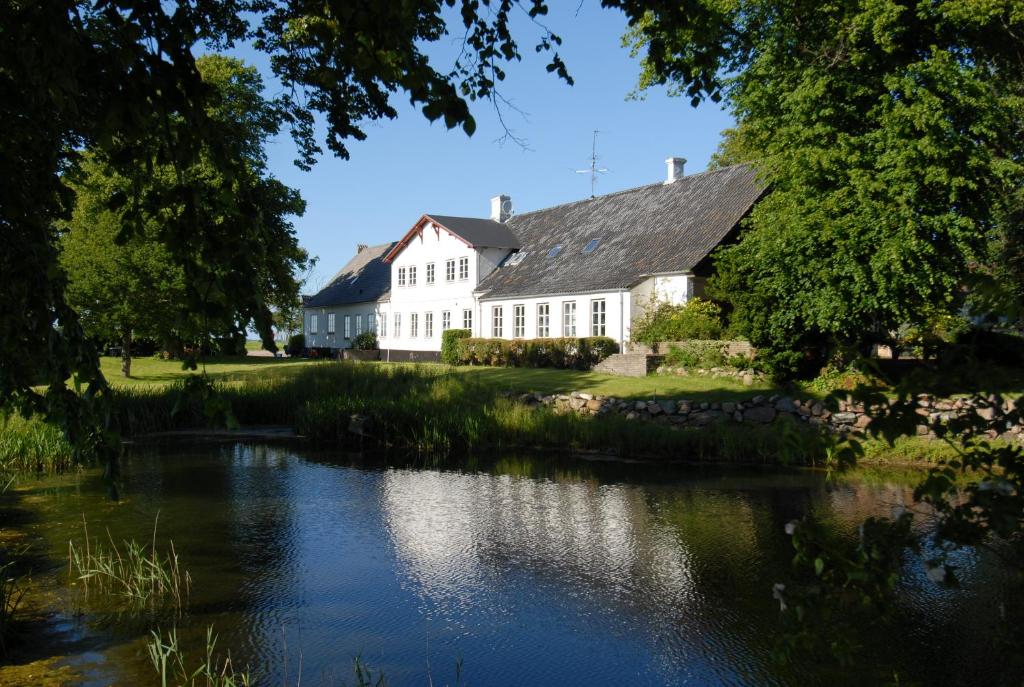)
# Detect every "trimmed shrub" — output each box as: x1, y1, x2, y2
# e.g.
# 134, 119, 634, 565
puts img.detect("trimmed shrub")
352, 331, 378, 351
632, 298, 724, 343
287, 334, 305, 356
453, 337, 618, 369
441, 329, 471, 365
664, 341, 727, 368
